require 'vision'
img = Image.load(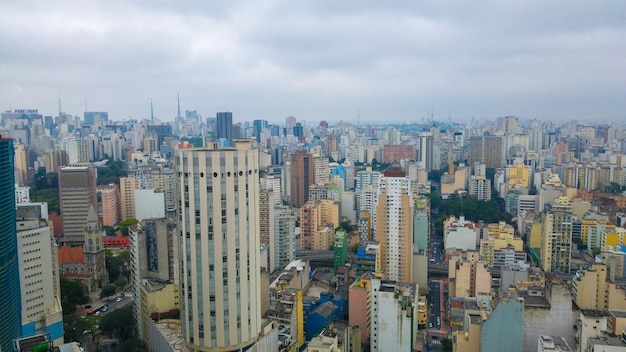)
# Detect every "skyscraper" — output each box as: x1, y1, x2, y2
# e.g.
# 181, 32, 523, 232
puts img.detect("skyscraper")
376, 166, 413, 282
541, 198, 573, 274
290, 151, 315, 208
175, 139, 261, 351
58, 165, 98, 245
216, 112, 233, 145
418, 132, 433, 171
0, 136, 21, 352
469, 135, 505, 169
